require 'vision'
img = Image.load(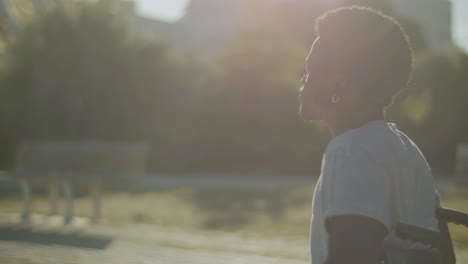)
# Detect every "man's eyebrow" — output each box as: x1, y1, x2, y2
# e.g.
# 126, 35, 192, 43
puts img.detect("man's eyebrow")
305, 37, 321, 74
